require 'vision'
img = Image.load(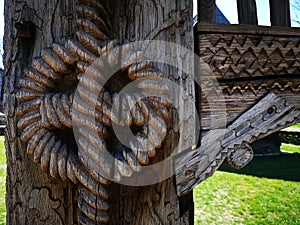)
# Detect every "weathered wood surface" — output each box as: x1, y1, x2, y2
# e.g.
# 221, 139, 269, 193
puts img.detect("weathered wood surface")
109, 1, 196, 224
198, 0, 216, 23
175, 93, 300, 196
269, 0, 291, 27
5, 0, 196, 224
198, 23, 300, 79
237, 0, 258, 25
200, 79, 300, 130
197, 22, 300, 130
197, 22, 300, 35
4, 0, 78, 224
